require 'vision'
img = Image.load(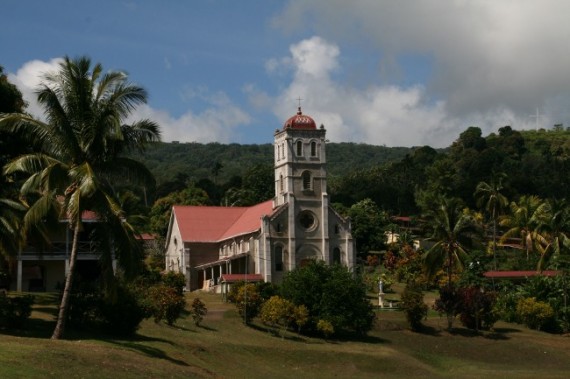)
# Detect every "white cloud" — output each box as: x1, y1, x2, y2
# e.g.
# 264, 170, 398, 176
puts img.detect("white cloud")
271, 1, 570, 145
8, 58, 63, 119
131, 101, 250, 144
8, 58, 250, 144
